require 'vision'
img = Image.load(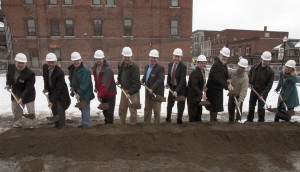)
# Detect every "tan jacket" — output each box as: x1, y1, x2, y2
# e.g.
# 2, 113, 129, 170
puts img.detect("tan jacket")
228, 69, 249, 102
